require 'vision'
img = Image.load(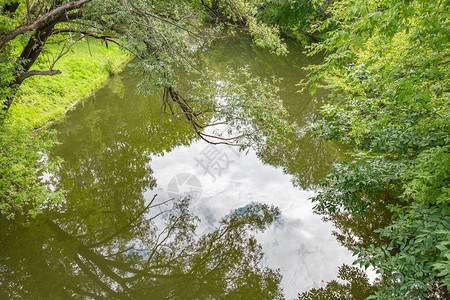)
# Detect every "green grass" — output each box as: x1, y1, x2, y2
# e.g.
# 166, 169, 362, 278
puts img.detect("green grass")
10, 38, 131, 129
